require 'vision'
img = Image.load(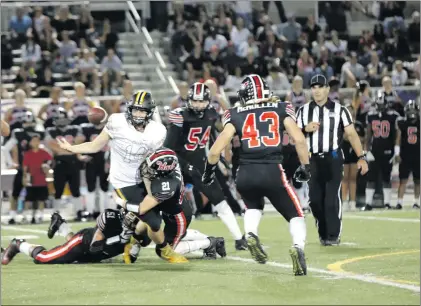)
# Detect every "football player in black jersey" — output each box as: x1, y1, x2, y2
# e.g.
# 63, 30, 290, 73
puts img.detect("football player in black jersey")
165, 82, 246, 250
1, 209, 144, 265
364, 93, 401, 210
80, 118, 110, 216
395, 100, 420, 209
4, 89, 34, 140
37, 87, 64, 129
3, 111, 43, 224
121, 148, 226, 259
45, 107, 86, 217
203, 74, 310, 275
341, 81, 370, 211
